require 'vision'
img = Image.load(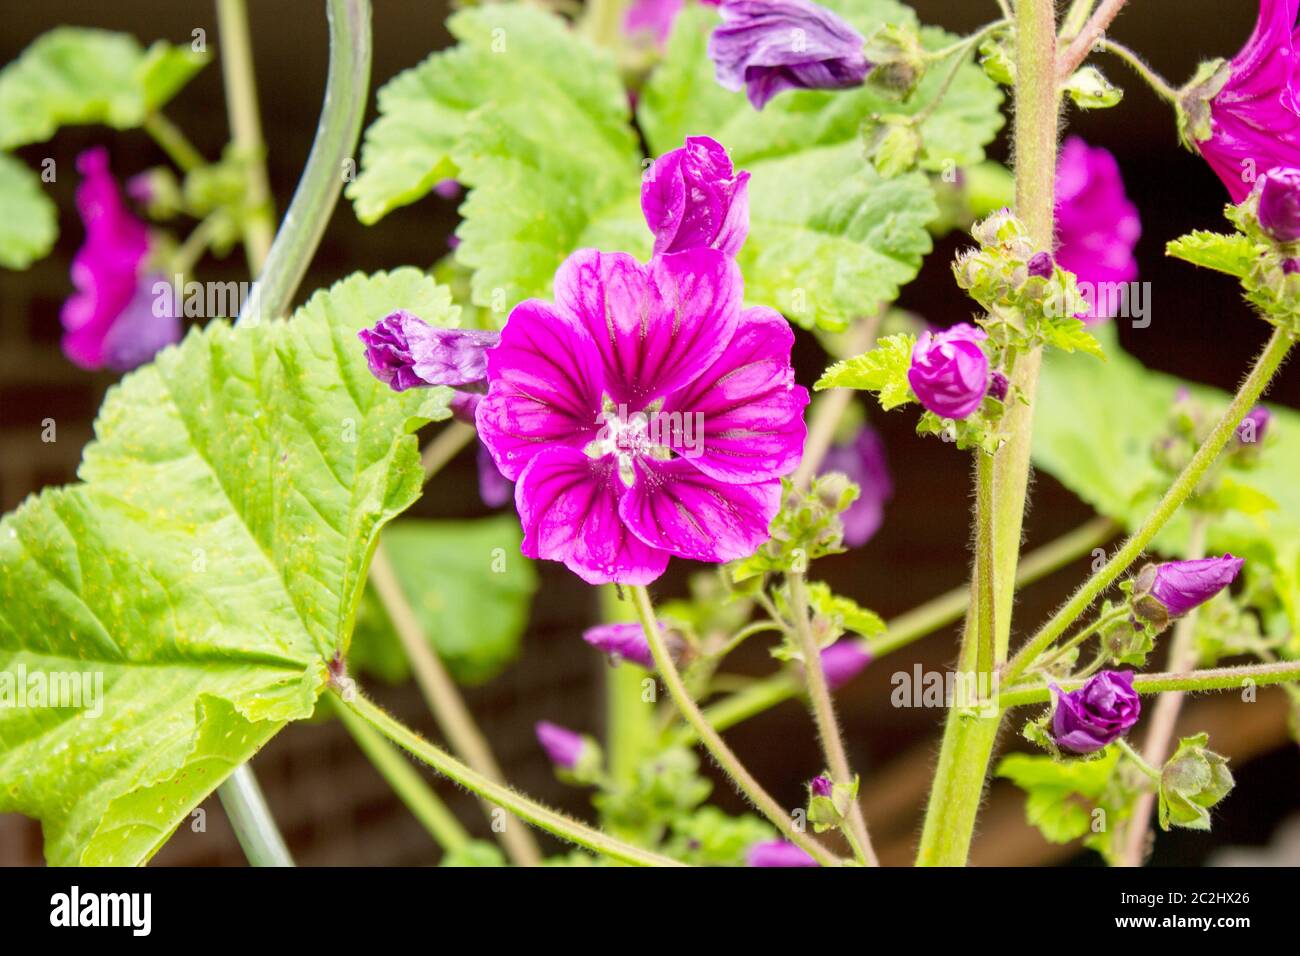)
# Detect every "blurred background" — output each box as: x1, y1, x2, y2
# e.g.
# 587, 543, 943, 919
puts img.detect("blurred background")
1, 0, 1297, 866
